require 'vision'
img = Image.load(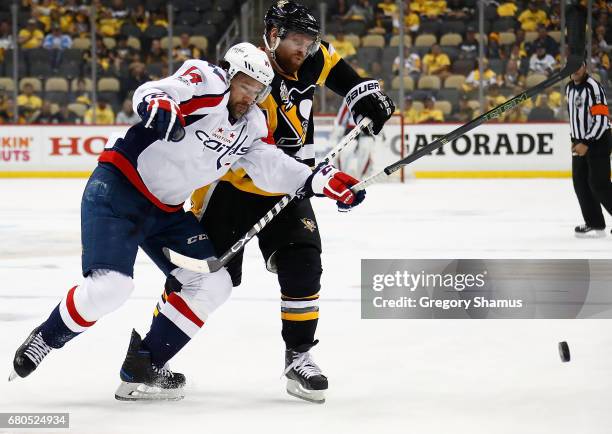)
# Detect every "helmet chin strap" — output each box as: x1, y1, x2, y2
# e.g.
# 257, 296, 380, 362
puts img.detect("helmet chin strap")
263, 32, 290, 75
262, 33, 281, 60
